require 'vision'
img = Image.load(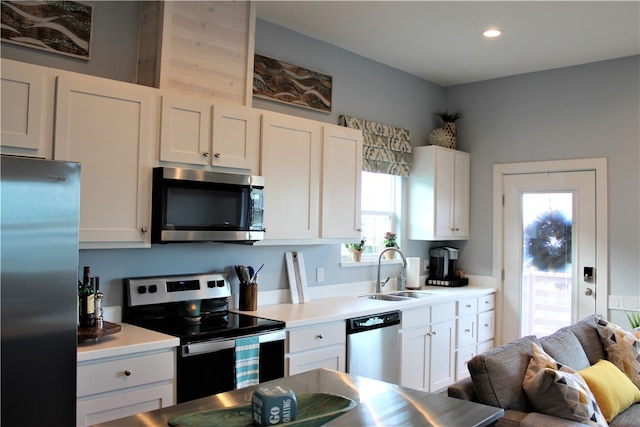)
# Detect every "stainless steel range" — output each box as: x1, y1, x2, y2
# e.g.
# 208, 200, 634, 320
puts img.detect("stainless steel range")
123, 273, 285, 403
